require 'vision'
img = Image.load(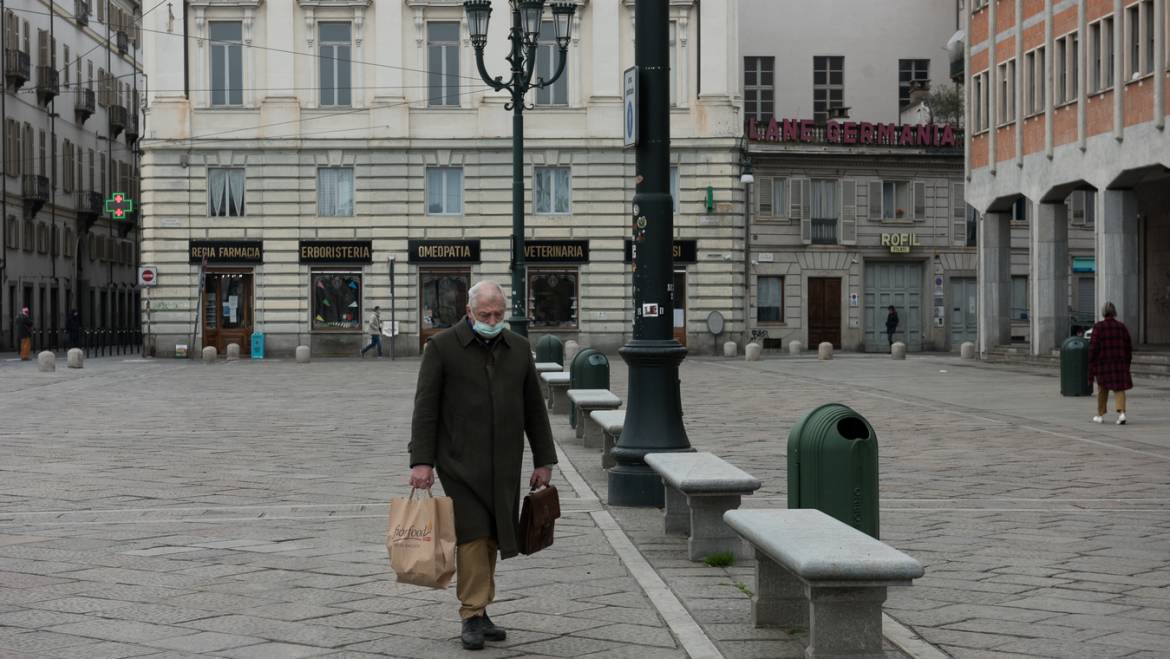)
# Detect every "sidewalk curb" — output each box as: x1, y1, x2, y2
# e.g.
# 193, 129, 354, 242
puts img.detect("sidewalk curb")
883, 614, 950, 659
